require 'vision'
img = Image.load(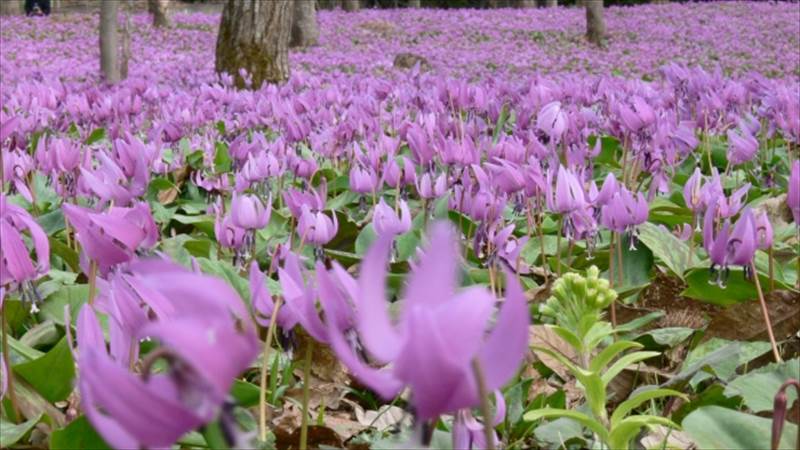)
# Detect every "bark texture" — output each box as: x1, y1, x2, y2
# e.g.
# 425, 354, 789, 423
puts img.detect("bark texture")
342, 0, 359, 11
585, 0, 605, 46
0, 0, 23, 15
514, 0, 534, 7
545, 0, 557, 7
215, 0, 292, 89
148, 0, 170, 27
407, 0, 421, 7
100, 0, 121, 84
290, 0, 319, 48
